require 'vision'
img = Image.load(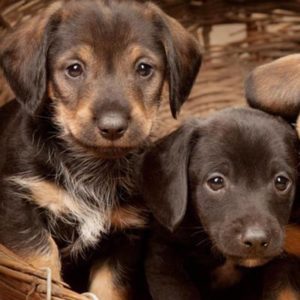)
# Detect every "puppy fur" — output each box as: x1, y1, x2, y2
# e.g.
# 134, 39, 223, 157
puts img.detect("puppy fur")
245, 54, 300, 121
0, 0, 201, 298
142, 107, 299, 300
245, 55, 300, 261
